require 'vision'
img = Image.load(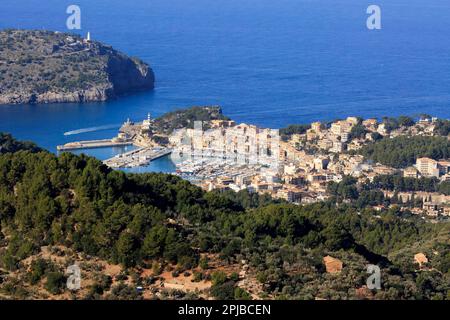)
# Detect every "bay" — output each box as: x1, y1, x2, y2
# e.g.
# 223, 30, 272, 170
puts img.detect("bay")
1, 0, 449, 172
